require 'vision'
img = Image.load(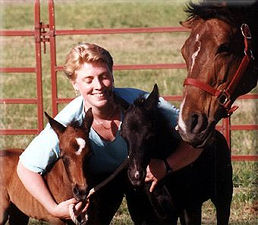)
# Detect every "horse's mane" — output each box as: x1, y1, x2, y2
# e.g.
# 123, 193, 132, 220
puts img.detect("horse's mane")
185, 0, 258, 59
185, 0, 258, 26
